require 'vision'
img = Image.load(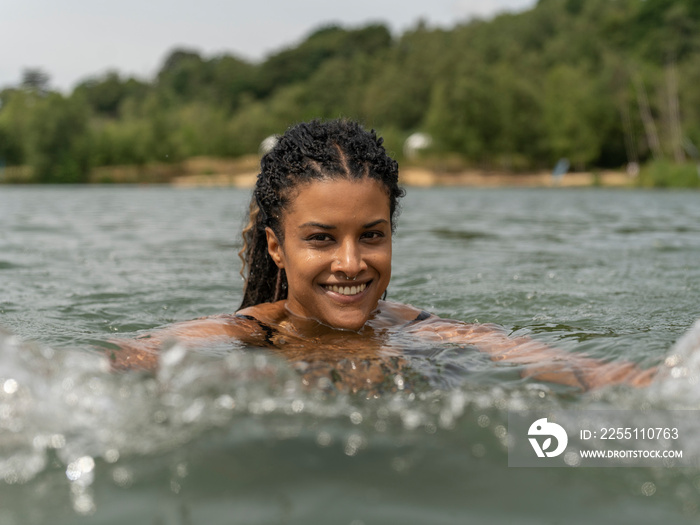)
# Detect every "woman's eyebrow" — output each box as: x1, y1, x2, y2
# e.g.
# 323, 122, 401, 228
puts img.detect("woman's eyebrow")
363, 219, 389, 228
299, 221, 335, 230
299, 219, 388, 230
